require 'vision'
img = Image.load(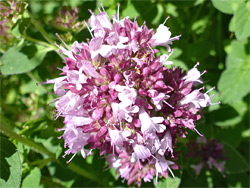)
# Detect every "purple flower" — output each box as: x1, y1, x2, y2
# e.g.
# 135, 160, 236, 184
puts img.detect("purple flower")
187, 137, 227, 175
46, 3, 216, 186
